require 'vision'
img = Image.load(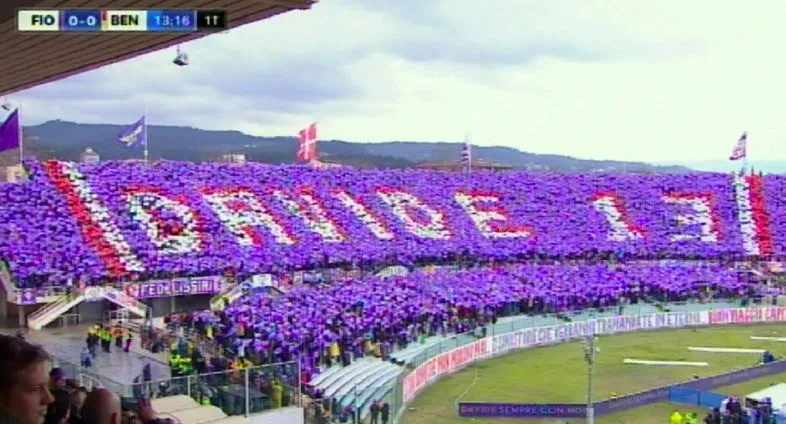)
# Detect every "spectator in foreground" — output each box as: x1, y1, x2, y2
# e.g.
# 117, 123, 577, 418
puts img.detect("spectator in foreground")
0, 334, 55, 424
43, 389, 71, 424
80, 390, 121, 424
68, 388, 87, 424
49, 369, 66, 391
